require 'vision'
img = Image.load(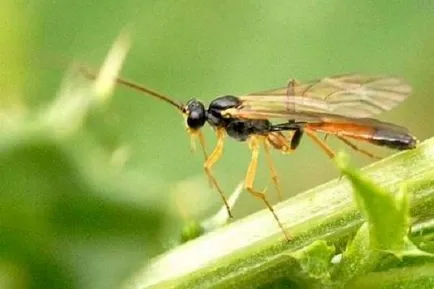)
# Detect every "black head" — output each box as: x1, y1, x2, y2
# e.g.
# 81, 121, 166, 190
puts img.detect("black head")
184, 99, 207, 129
